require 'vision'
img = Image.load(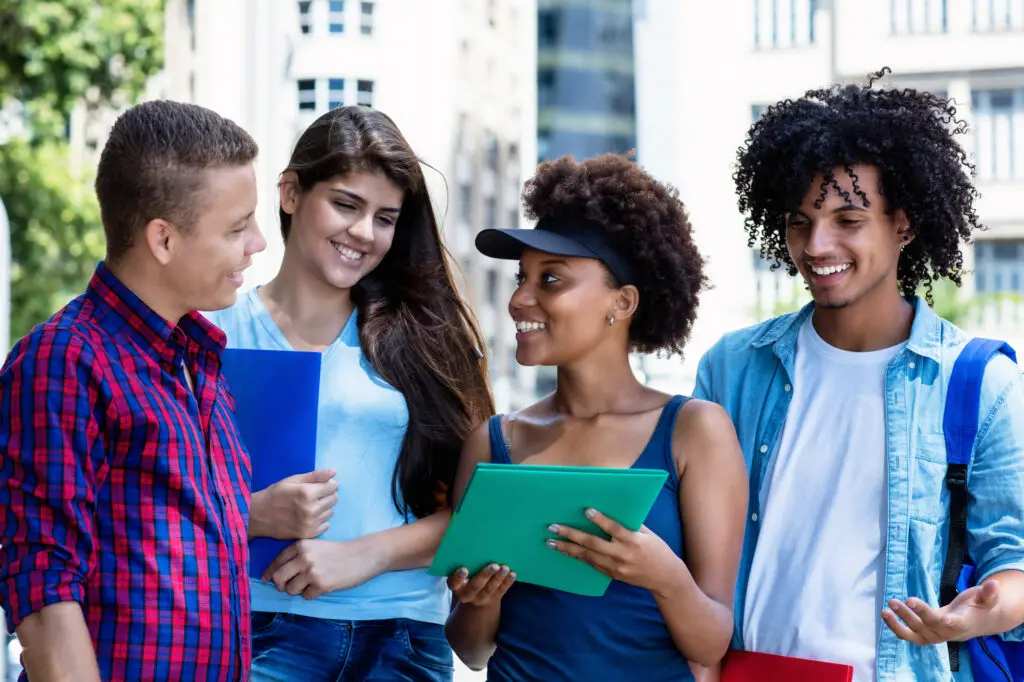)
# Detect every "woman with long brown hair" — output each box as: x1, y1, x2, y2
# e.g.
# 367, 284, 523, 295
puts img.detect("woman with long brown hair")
206, 105, 493, 681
